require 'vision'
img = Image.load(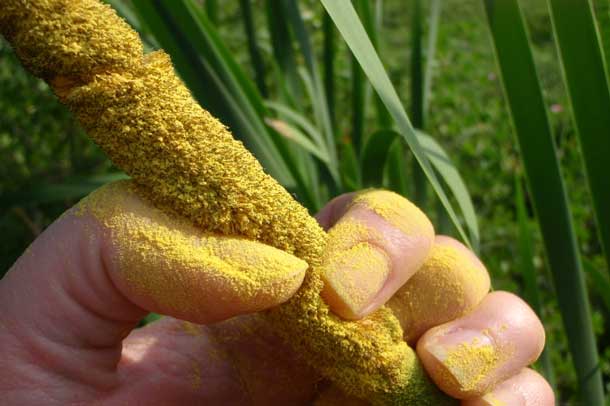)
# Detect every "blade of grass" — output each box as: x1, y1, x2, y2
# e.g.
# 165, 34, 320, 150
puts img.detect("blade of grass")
264, 118, 330, 163
322, 0, 471, 247
265, 101, 326, 149
592, 0, 610, 81
239, 0, 268, 97
515, 175, 556, 391
339, 142, 362, 191
483, 0, 604, 402
417, 131, 479, 251
283, 1, 339, 179
423, 0, 442, 120
1, 173, 129, 207
299, 68, 341, 185
411, 0, 424, 129
385, 139, 410, 196
371, 0, 393, 129
410, 0, 427, 208
547, 0, 610, 280
204, 0, 218, 25
322, 11, 336, 130
361, 130, 401, 187
265, 0, 301, 105
351, 51, 365, 153
584, 258, 610, 313
351, 0, 377, 153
